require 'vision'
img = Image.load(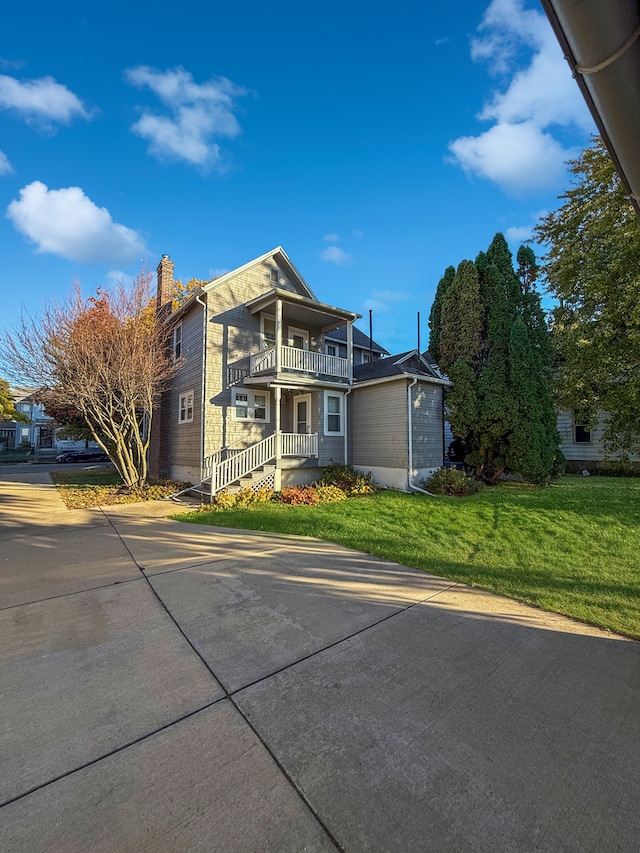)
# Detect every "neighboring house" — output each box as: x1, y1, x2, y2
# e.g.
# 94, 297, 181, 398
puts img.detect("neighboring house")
0, 389, 55, 451
150, 248, 449, 494
557, 410, 640, 472
324, 324, 389, 365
